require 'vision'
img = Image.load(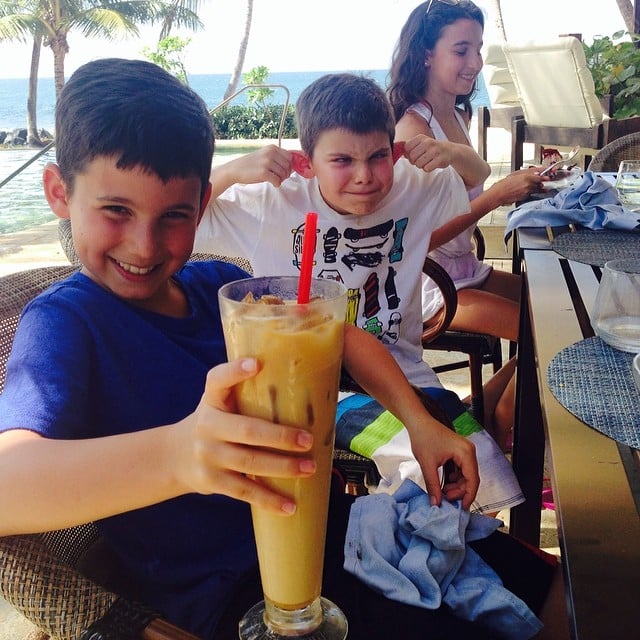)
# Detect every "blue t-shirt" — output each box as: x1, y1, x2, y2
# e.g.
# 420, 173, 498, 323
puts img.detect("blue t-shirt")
0, 261, 256, 637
